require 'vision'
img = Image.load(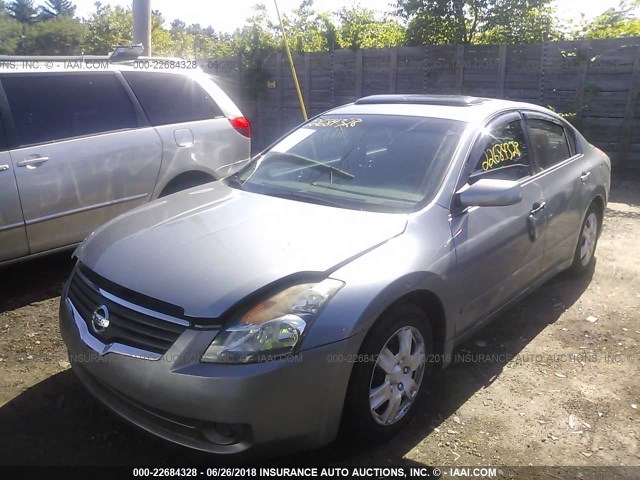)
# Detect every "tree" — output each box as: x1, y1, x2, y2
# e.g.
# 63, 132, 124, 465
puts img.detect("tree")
84, 3, 131, 54
574, 1, 640, 39
398, 0, 555, 45
230, 3, 278, 60
19, 16, 85, 54
0, 15, 22, 53
7, 0, 37, 24
283, 0, 336, 52
230, 3, 279, 99
477, 0, 557, 43
336, 6, 405, 49
170, 18, 185, 37
39, 0, 76, 19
